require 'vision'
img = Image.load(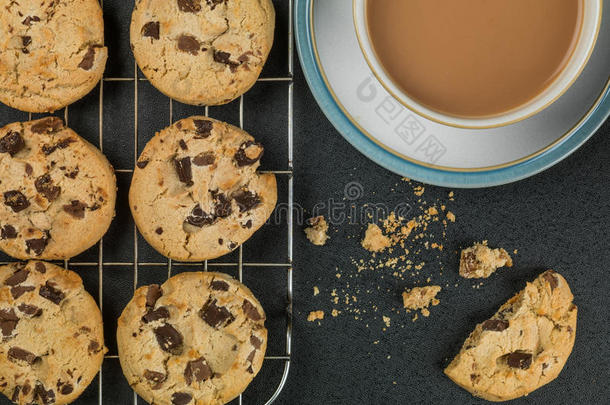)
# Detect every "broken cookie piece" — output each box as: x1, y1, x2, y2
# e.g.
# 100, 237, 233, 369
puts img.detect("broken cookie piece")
304, 216, 329, 246
459, 242, 512, 278
361, 223, 391, 252
402, 286, 441, 317
444, 270, 577, 401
